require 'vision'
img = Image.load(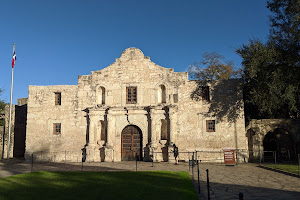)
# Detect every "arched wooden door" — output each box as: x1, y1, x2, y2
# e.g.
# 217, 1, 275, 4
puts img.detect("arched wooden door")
121, 125, 142, 161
